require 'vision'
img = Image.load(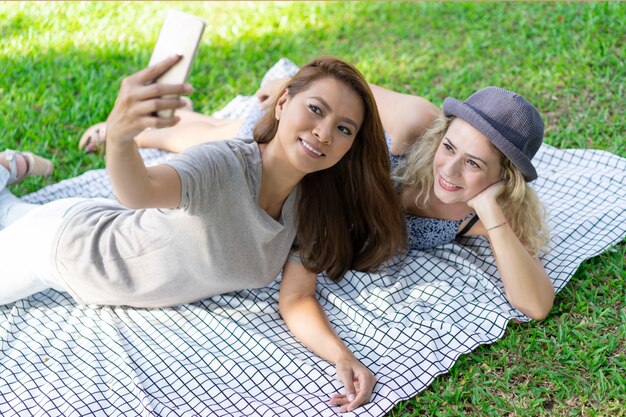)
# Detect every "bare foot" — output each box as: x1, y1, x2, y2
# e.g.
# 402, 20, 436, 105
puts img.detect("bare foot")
78, 122, 107, 154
